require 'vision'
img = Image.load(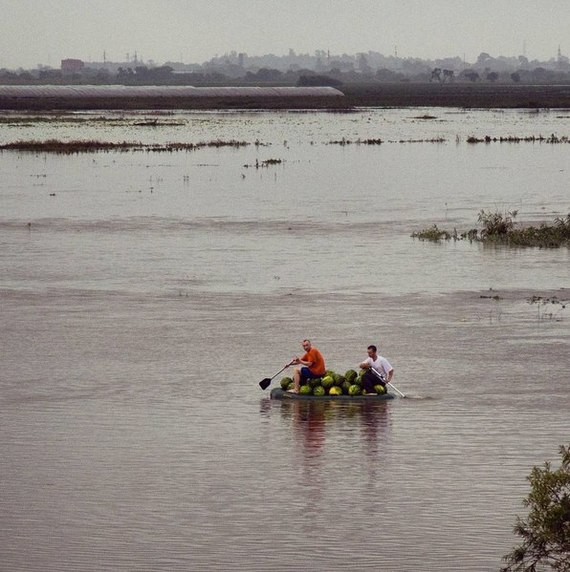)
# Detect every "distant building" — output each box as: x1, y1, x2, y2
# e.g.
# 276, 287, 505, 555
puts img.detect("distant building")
61, 59, 85, 73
